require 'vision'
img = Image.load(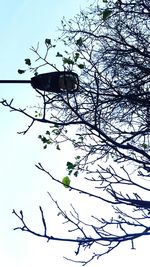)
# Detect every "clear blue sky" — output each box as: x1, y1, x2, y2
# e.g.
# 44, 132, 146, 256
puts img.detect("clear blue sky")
0, 1, 150, 266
